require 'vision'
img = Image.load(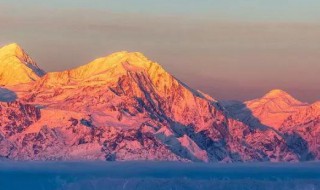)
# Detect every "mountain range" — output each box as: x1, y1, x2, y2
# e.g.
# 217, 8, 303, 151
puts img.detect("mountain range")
0, 43, 318, 162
